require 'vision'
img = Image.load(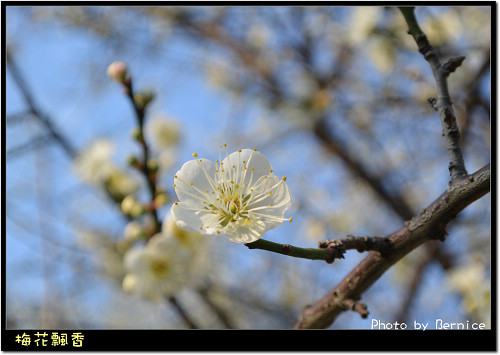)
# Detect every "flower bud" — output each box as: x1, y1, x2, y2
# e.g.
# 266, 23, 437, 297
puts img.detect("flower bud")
121, 195, 137, 215
154, 192, 168, 208
124, 221, 146, 241
127, 154, 139, 167
134, 89, 155, 110
147, 158, 159, 173
107, 61, 128, 84
130, 127, 143, 142
121, 195, 145, 216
